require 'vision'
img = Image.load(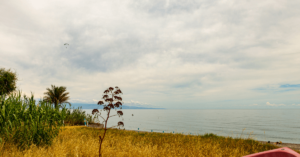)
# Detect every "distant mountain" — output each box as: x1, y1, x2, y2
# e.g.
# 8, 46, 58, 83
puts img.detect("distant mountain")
65, 103, 165, 109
